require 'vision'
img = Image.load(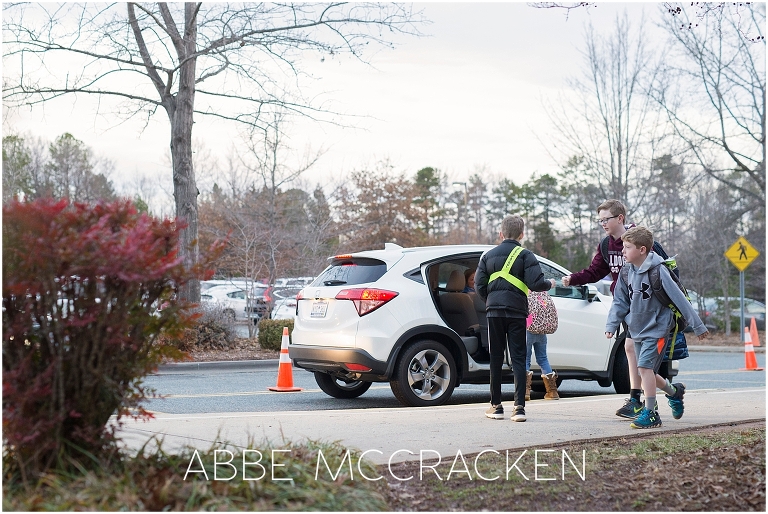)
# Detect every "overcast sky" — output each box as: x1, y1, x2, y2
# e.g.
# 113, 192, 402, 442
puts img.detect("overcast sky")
4, 2, 665, 208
